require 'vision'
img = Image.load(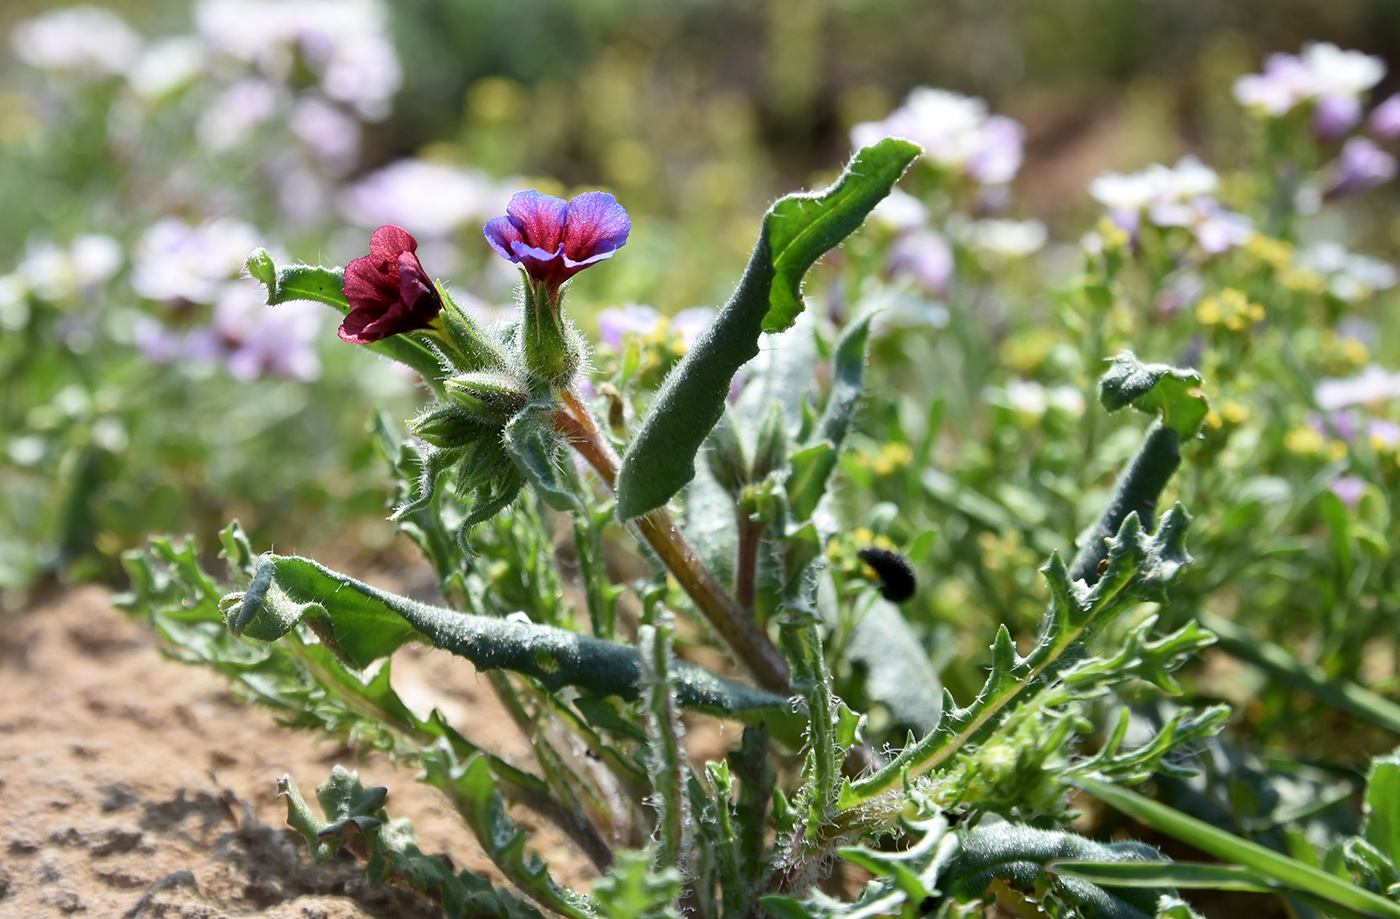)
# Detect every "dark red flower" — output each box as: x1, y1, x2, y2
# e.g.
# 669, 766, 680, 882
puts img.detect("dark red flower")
482, 190, 630, 294
339, 225, 443, 344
